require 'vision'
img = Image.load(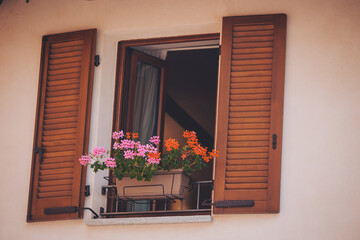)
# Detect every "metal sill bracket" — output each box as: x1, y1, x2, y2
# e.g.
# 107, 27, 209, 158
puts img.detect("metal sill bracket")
44, 206, 99, 219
